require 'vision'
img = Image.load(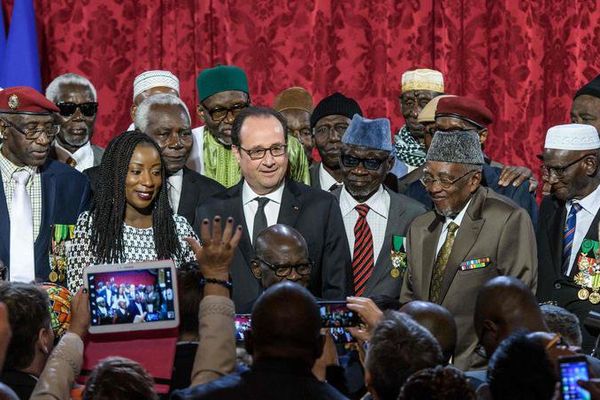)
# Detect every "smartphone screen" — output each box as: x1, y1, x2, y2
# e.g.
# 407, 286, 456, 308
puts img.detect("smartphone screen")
560, 356, 591, 400
317, 301, 361, 328
235, 314, 252, 343
329, 327, 356, 344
